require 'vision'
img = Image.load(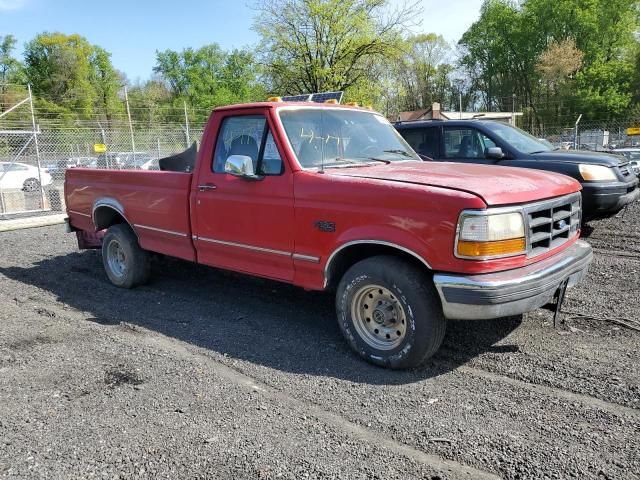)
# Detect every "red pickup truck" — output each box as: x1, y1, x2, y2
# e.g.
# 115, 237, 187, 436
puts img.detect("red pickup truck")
65, 101, 593, 369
